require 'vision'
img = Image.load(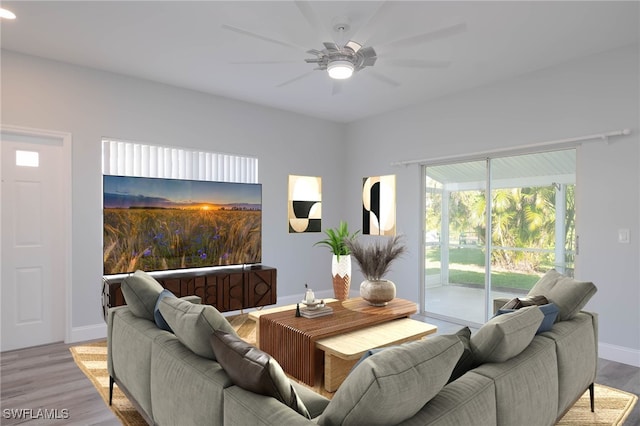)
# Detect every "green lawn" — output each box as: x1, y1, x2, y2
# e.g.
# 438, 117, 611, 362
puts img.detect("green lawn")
426, 247, 541, 290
